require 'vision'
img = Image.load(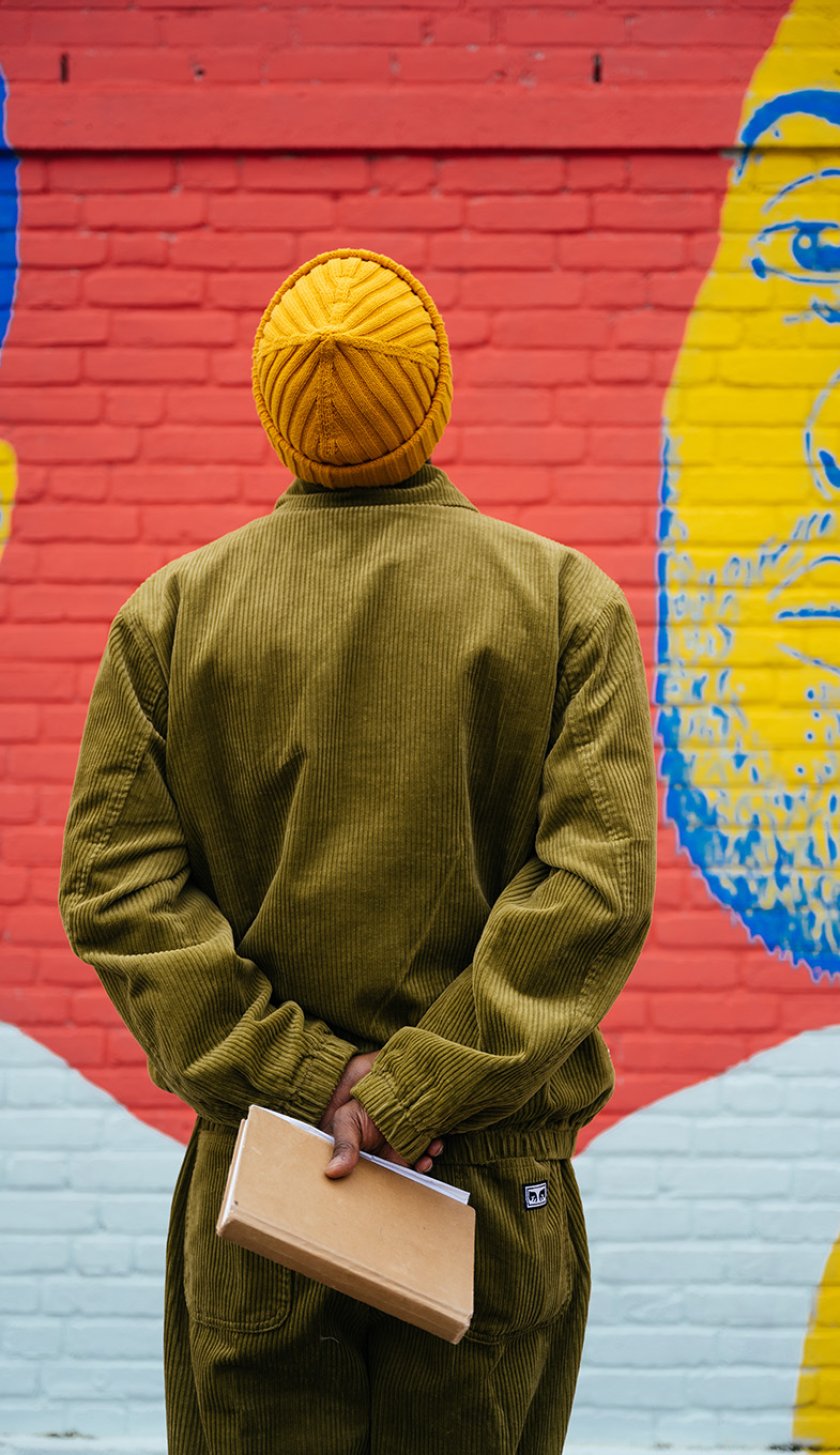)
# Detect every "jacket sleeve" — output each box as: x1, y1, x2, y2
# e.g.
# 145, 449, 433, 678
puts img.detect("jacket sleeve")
58, 606, 357, 1130
353, 585, 658, 1162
